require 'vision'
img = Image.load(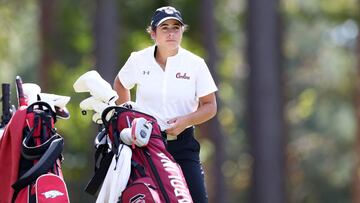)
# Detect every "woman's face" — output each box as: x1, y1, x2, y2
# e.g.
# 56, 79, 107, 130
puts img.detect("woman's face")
152, 19, 184, 51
